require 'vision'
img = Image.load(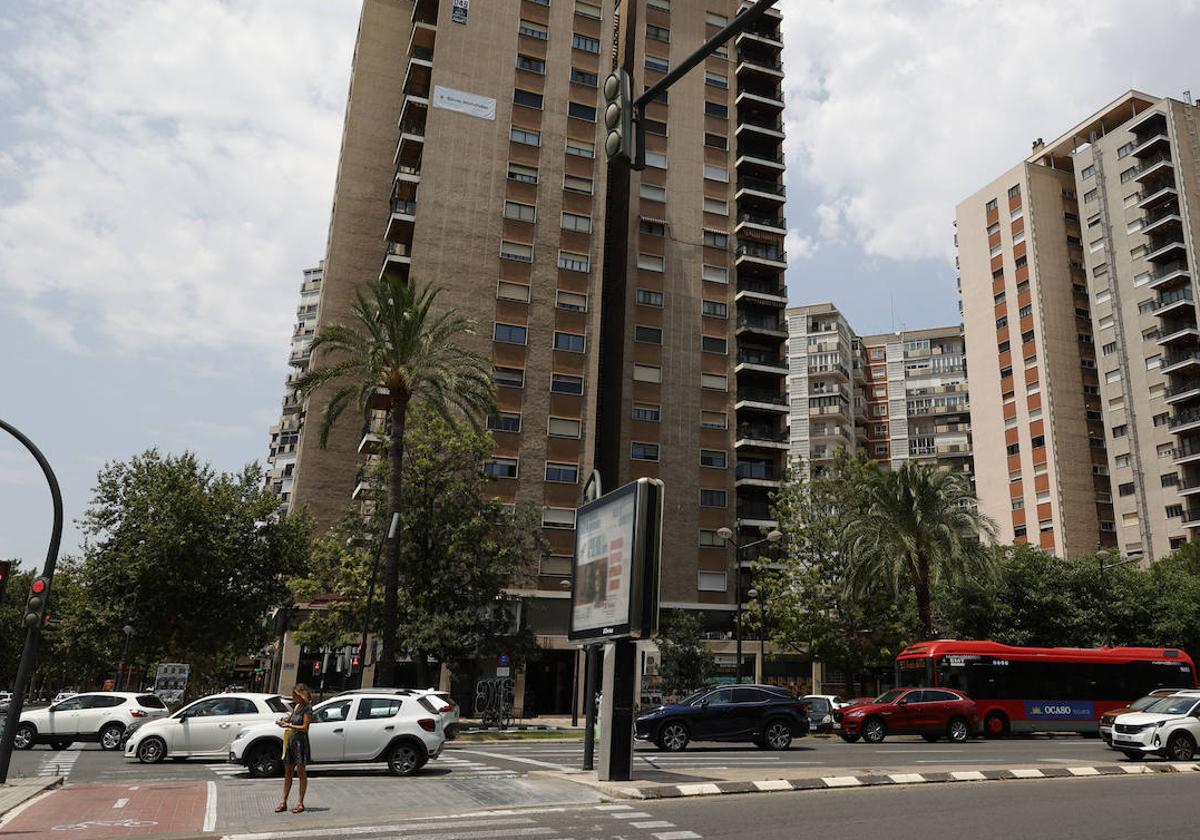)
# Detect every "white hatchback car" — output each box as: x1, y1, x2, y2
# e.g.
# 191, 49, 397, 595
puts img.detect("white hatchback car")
1110, 691, 1200, 761
228, 691, 443, 777
15, 692, 170, 751
125, 693, 290, 763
